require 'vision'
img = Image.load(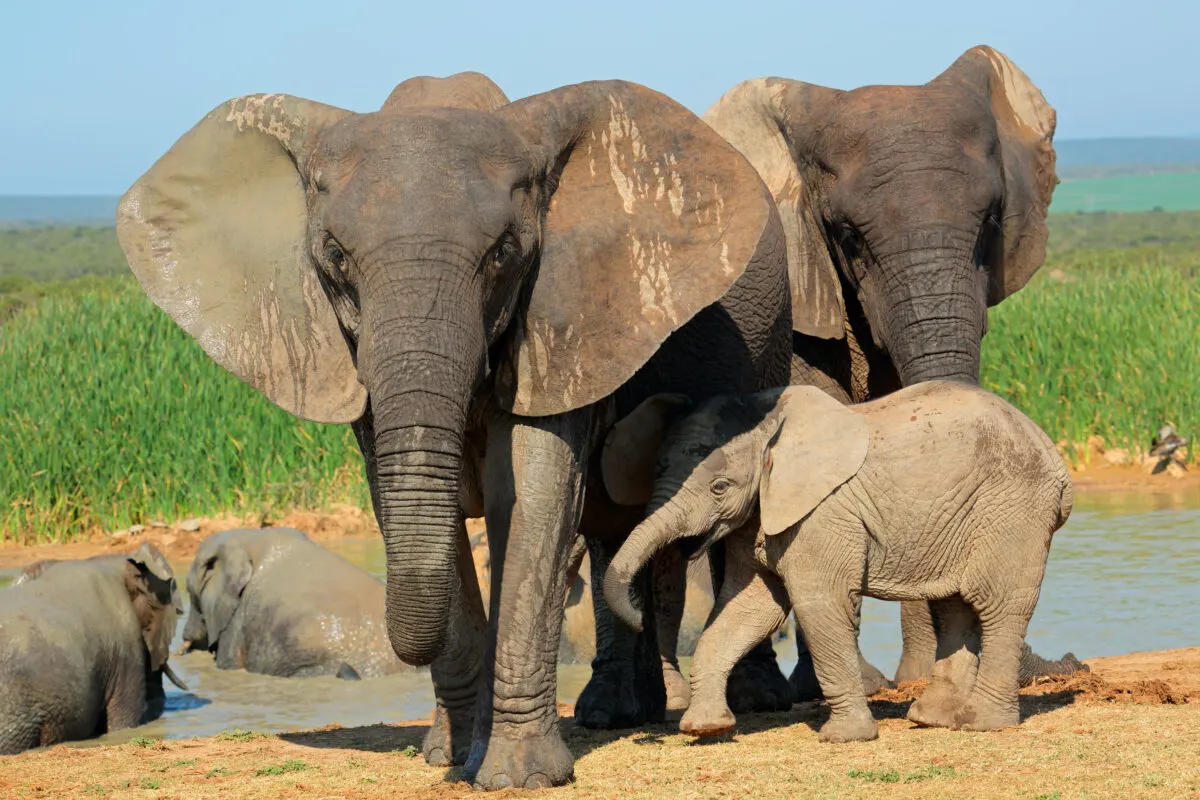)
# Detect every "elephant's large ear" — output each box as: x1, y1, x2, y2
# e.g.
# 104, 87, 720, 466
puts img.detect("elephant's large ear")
202, 542, 253, 642
381, 71, 509, 112
758, 385, 868, 536
934, 46, 1057, 304
124, 558, 177, 671
601, 393, 694, 506
13, 559, 60, 585
704, 79, 846, 340
117, 94, 367, 424
493, 81, 786, 416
